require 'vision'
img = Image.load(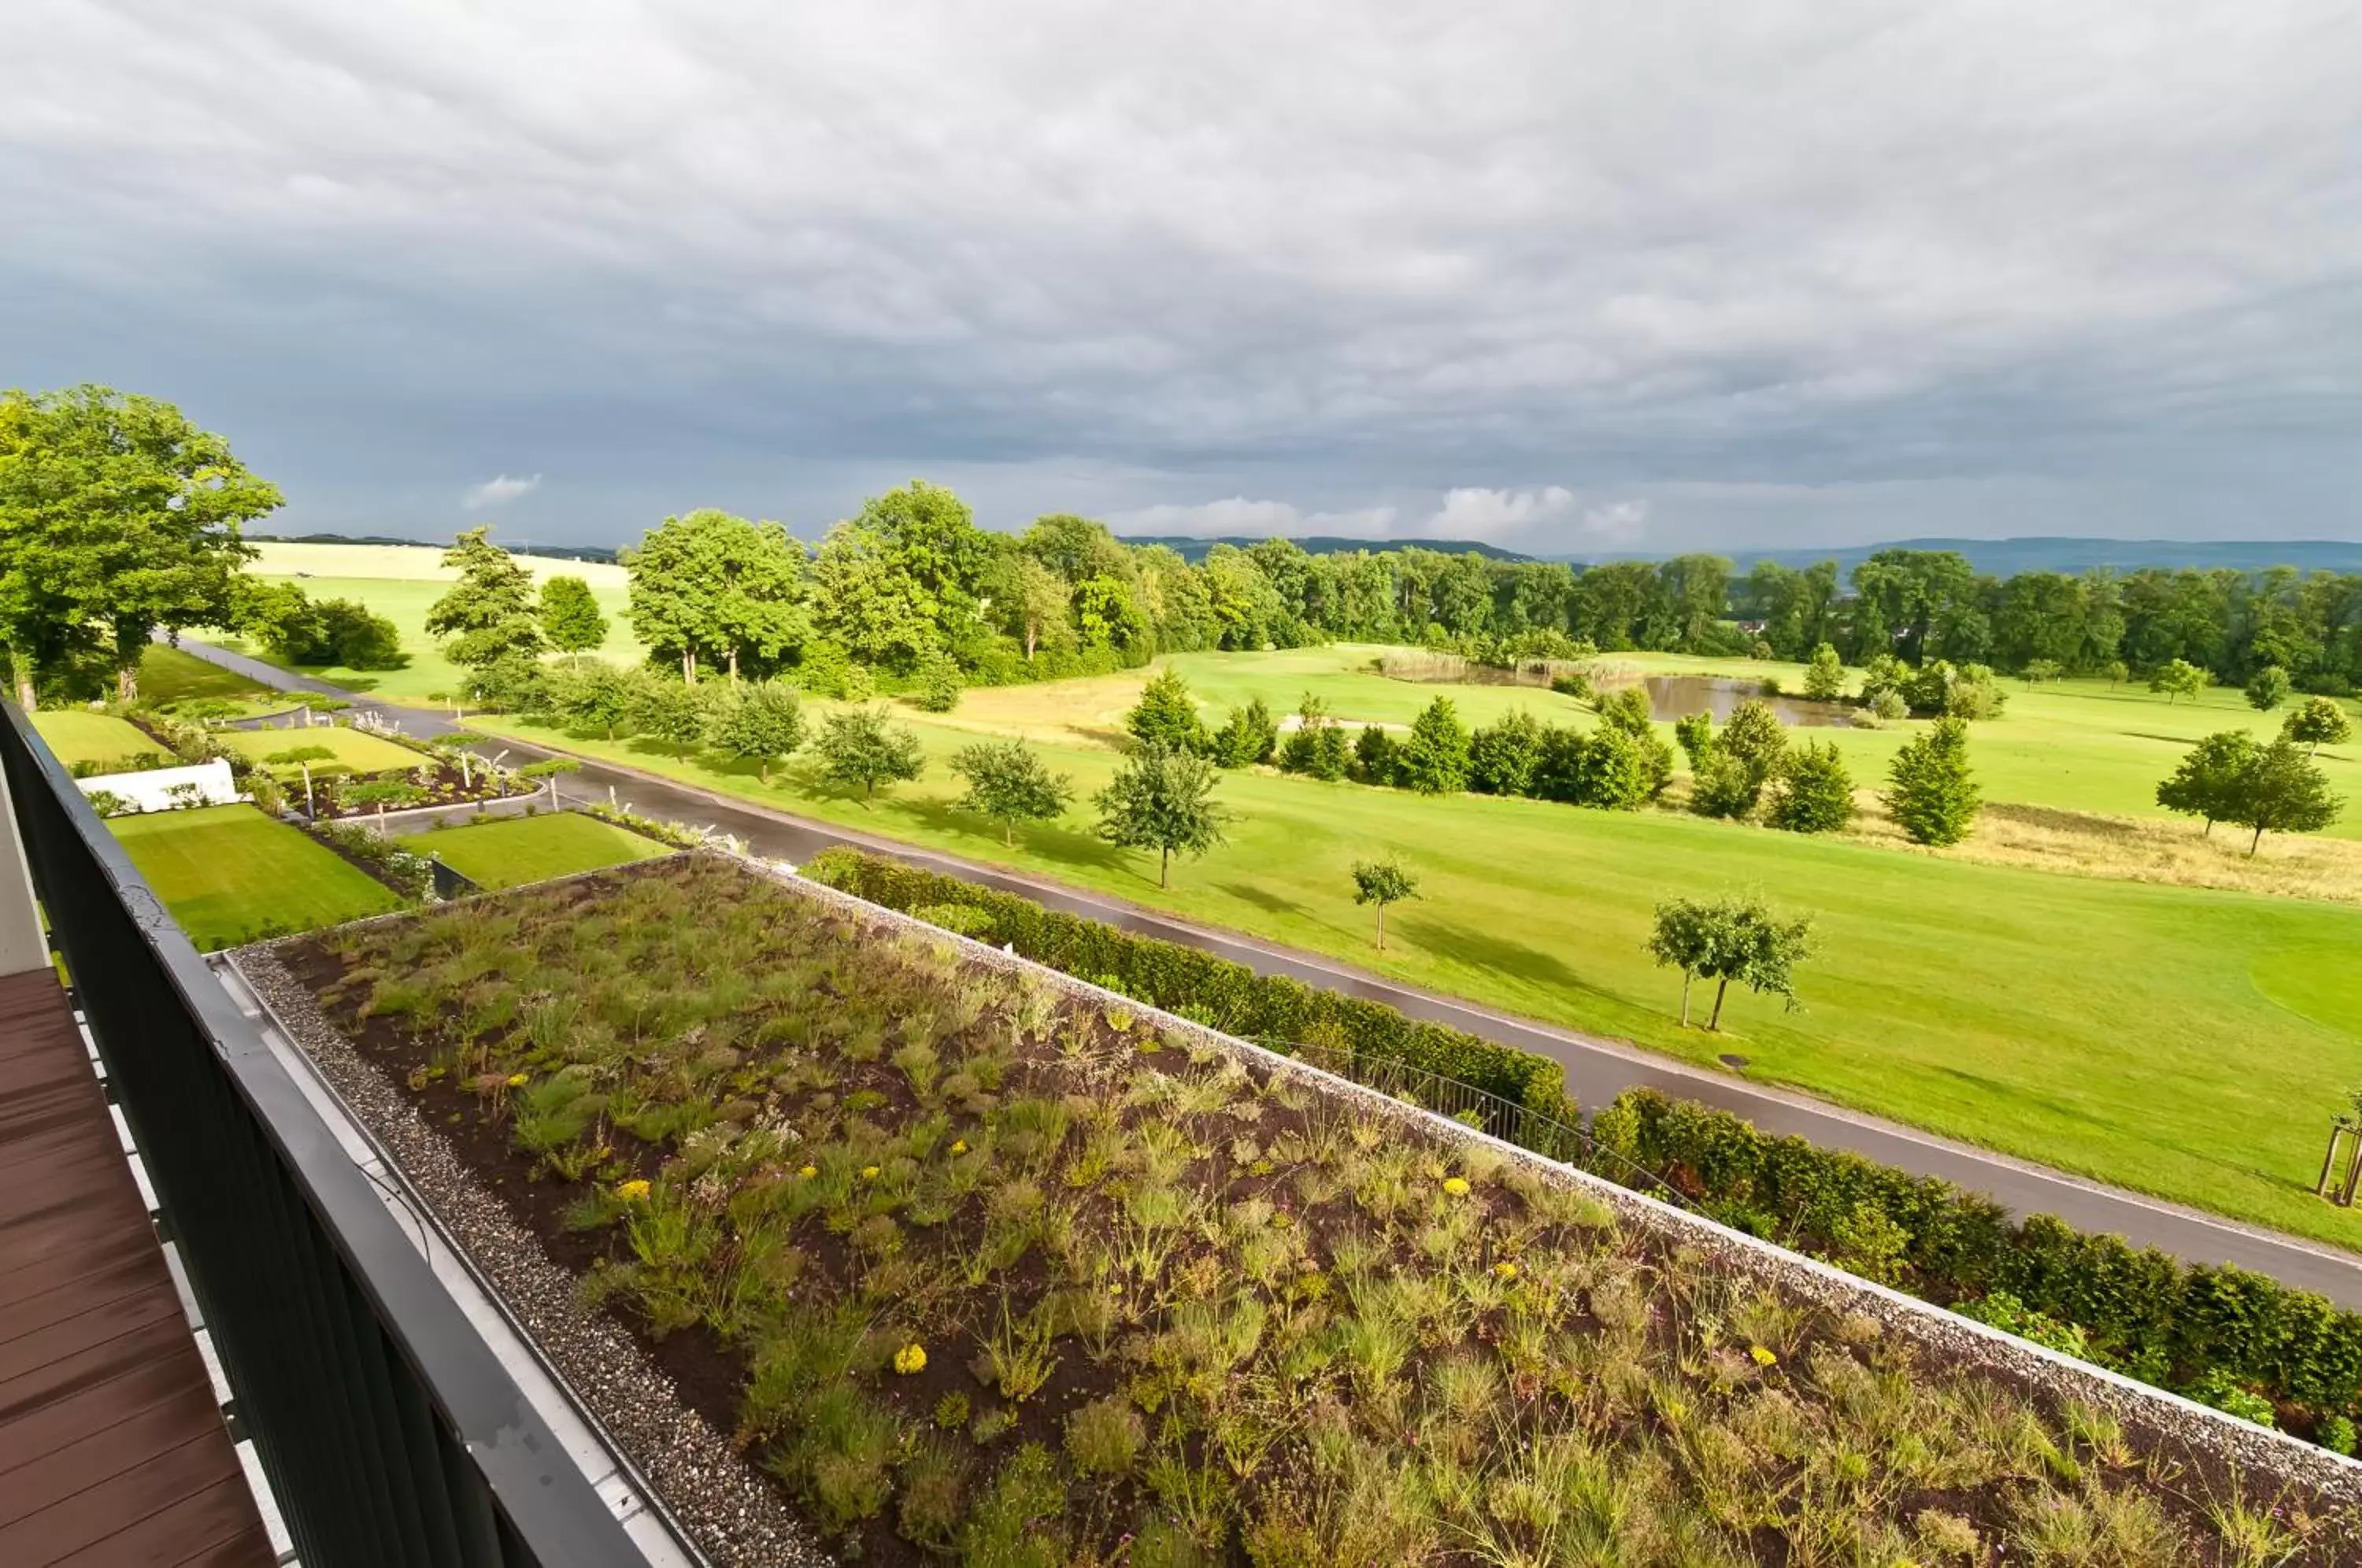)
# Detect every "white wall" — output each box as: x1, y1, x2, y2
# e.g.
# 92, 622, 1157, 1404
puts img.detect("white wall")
76, 759, 244, 813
